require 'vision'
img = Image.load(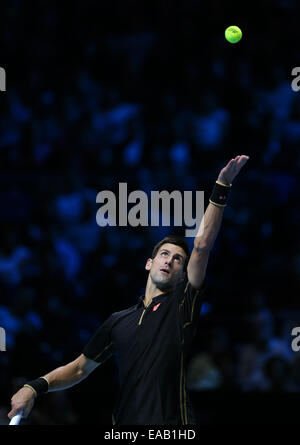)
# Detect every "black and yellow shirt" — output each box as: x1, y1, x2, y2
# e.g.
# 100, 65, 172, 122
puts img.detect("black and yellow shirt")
83, 278, 206, 425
